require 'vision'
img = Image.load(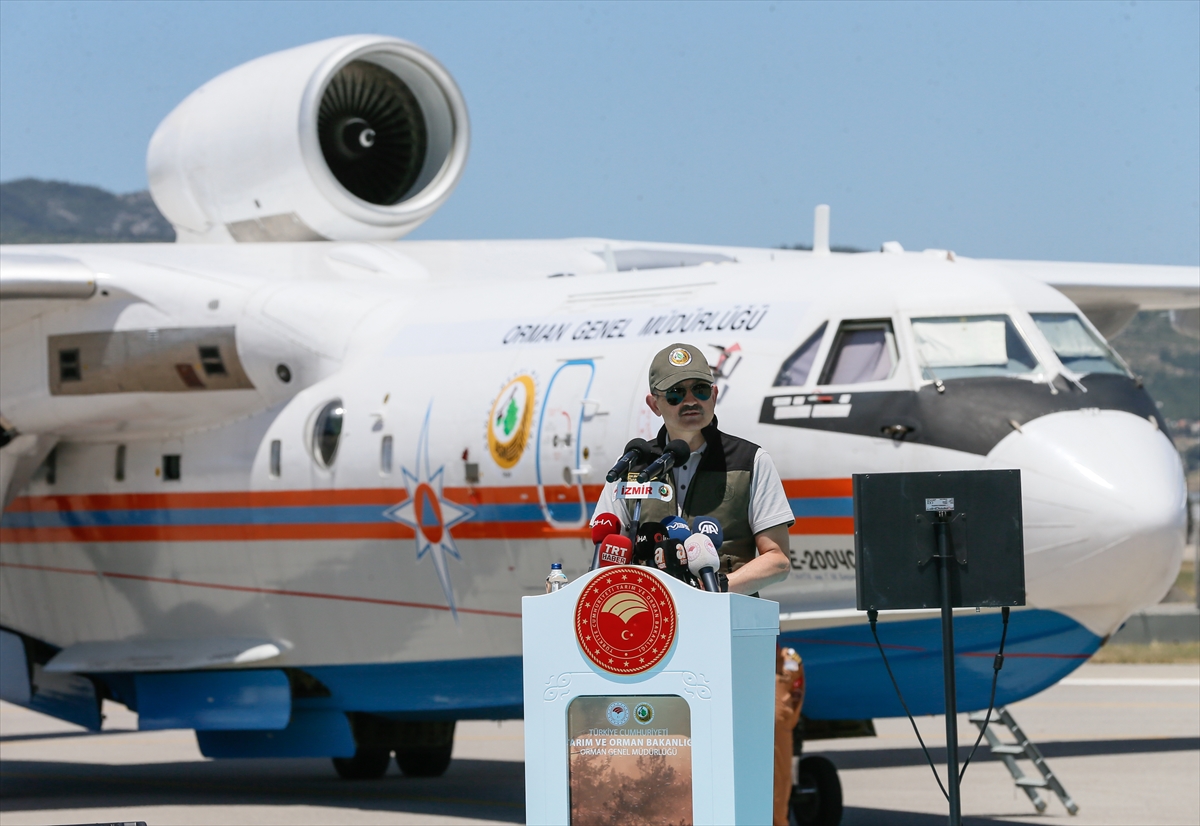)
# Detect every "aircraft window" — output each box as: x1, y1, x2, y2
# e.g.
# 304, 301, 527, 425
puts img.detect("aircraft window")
163, 454, 181, 481
818, 320, 897, 385
911, 315, 1038, 380
198, 346, 227, 376
59, 349, 81, 382
313, 400, 344, 467
773, 322, 828, 387
269, 440, 282, 477
1030, 313, 1128, 376
115, 444, 126, 482
381, 435, 393, 474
